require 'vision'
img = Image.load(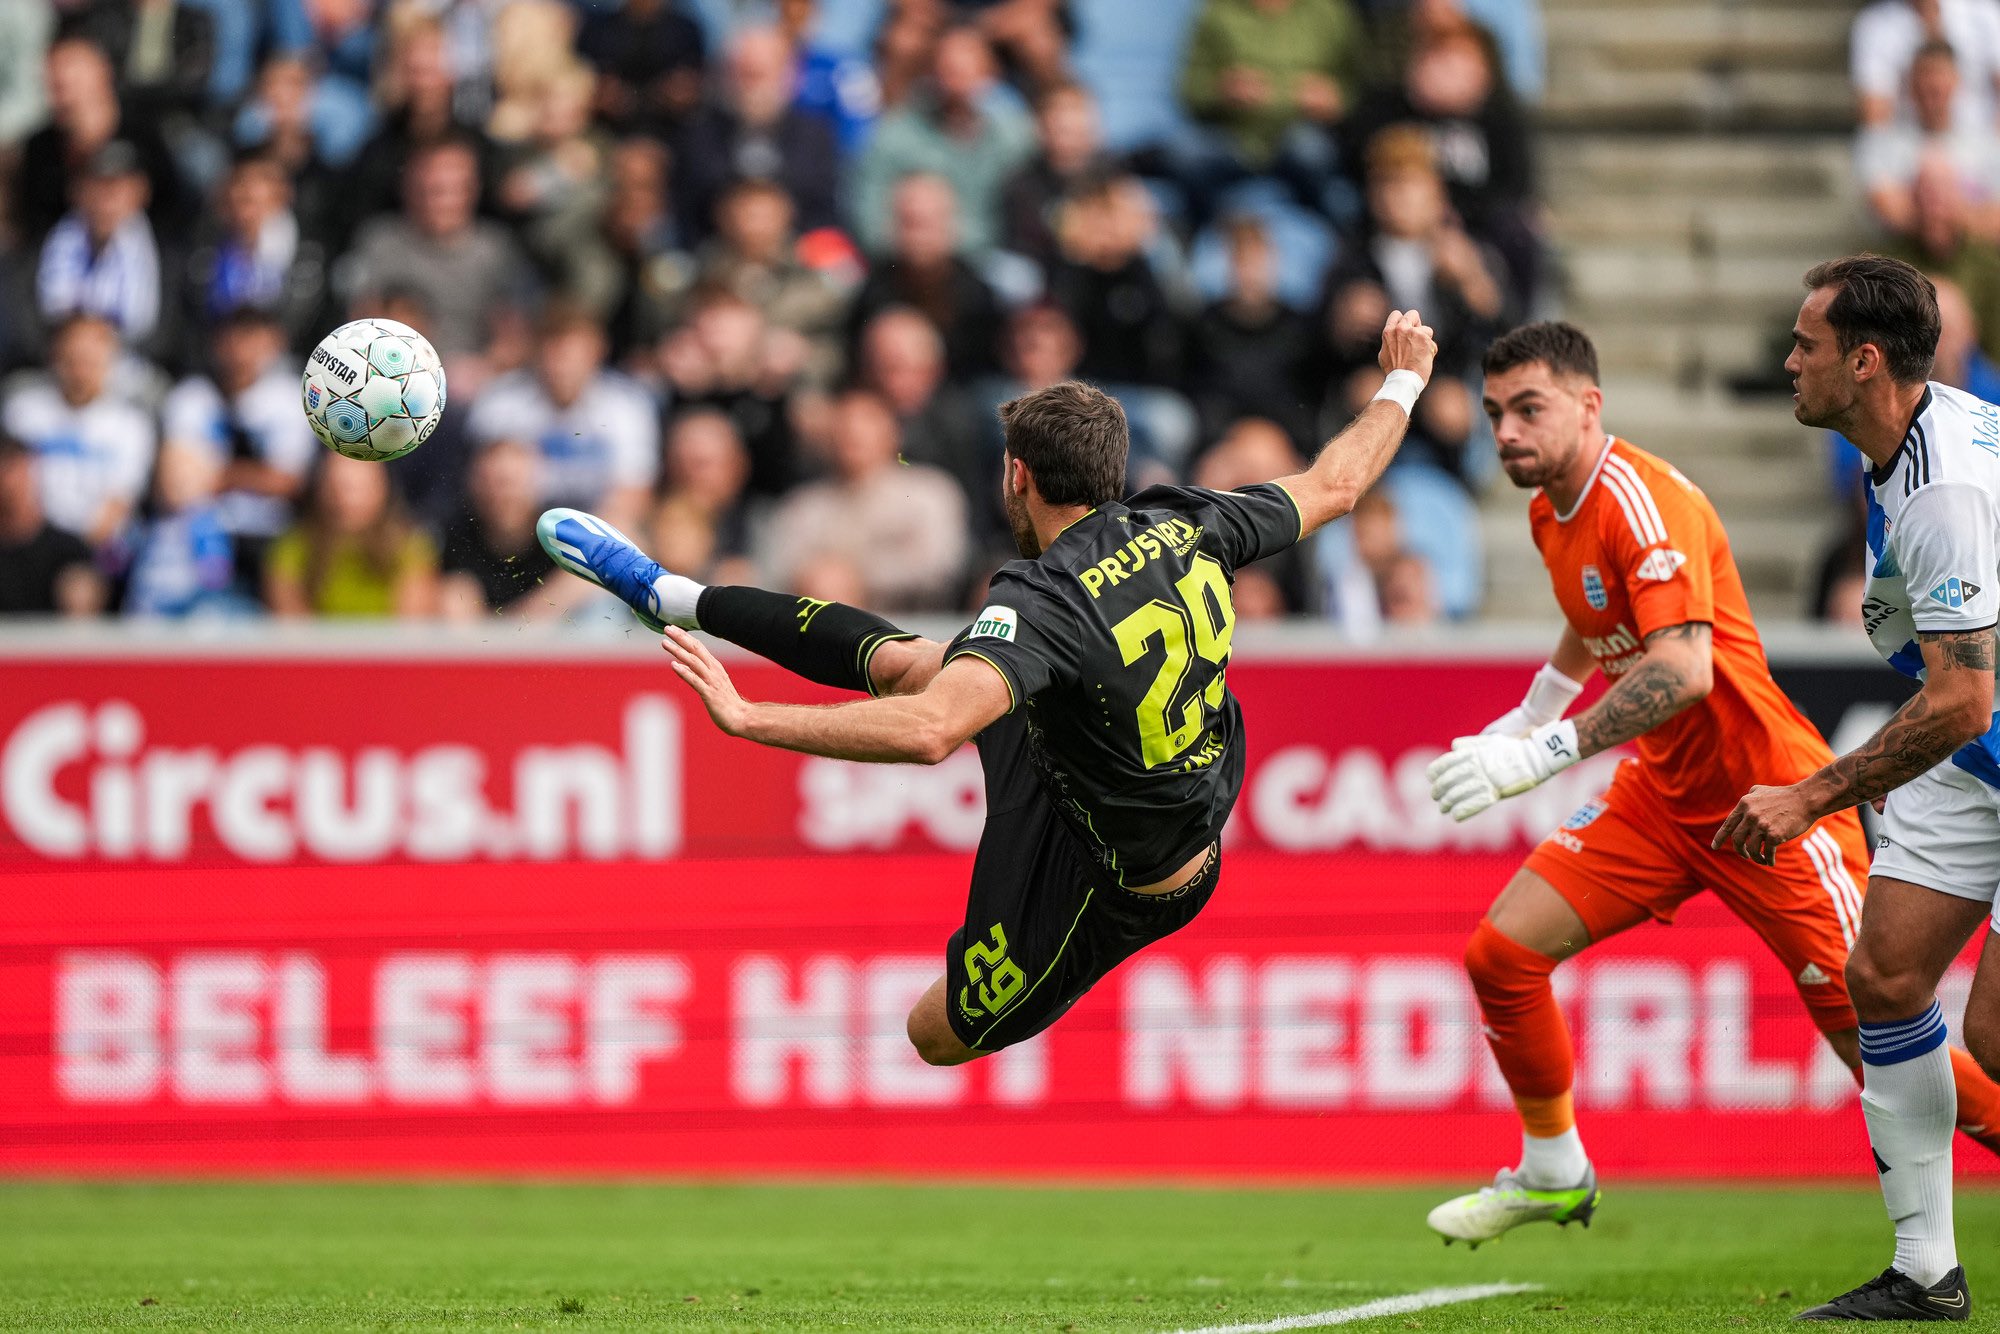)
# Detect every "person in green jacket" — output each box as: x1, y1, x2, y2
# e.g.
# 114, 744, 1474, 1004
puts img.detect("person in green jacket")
1175, 0, 1364, 219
